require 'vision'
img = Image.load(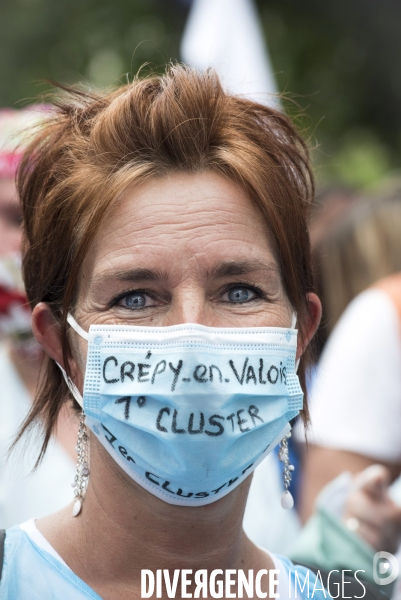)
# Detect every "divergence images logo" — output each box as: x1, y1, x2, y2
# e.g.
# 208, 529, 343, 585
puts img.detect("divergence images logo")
373, 551, 399, 586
